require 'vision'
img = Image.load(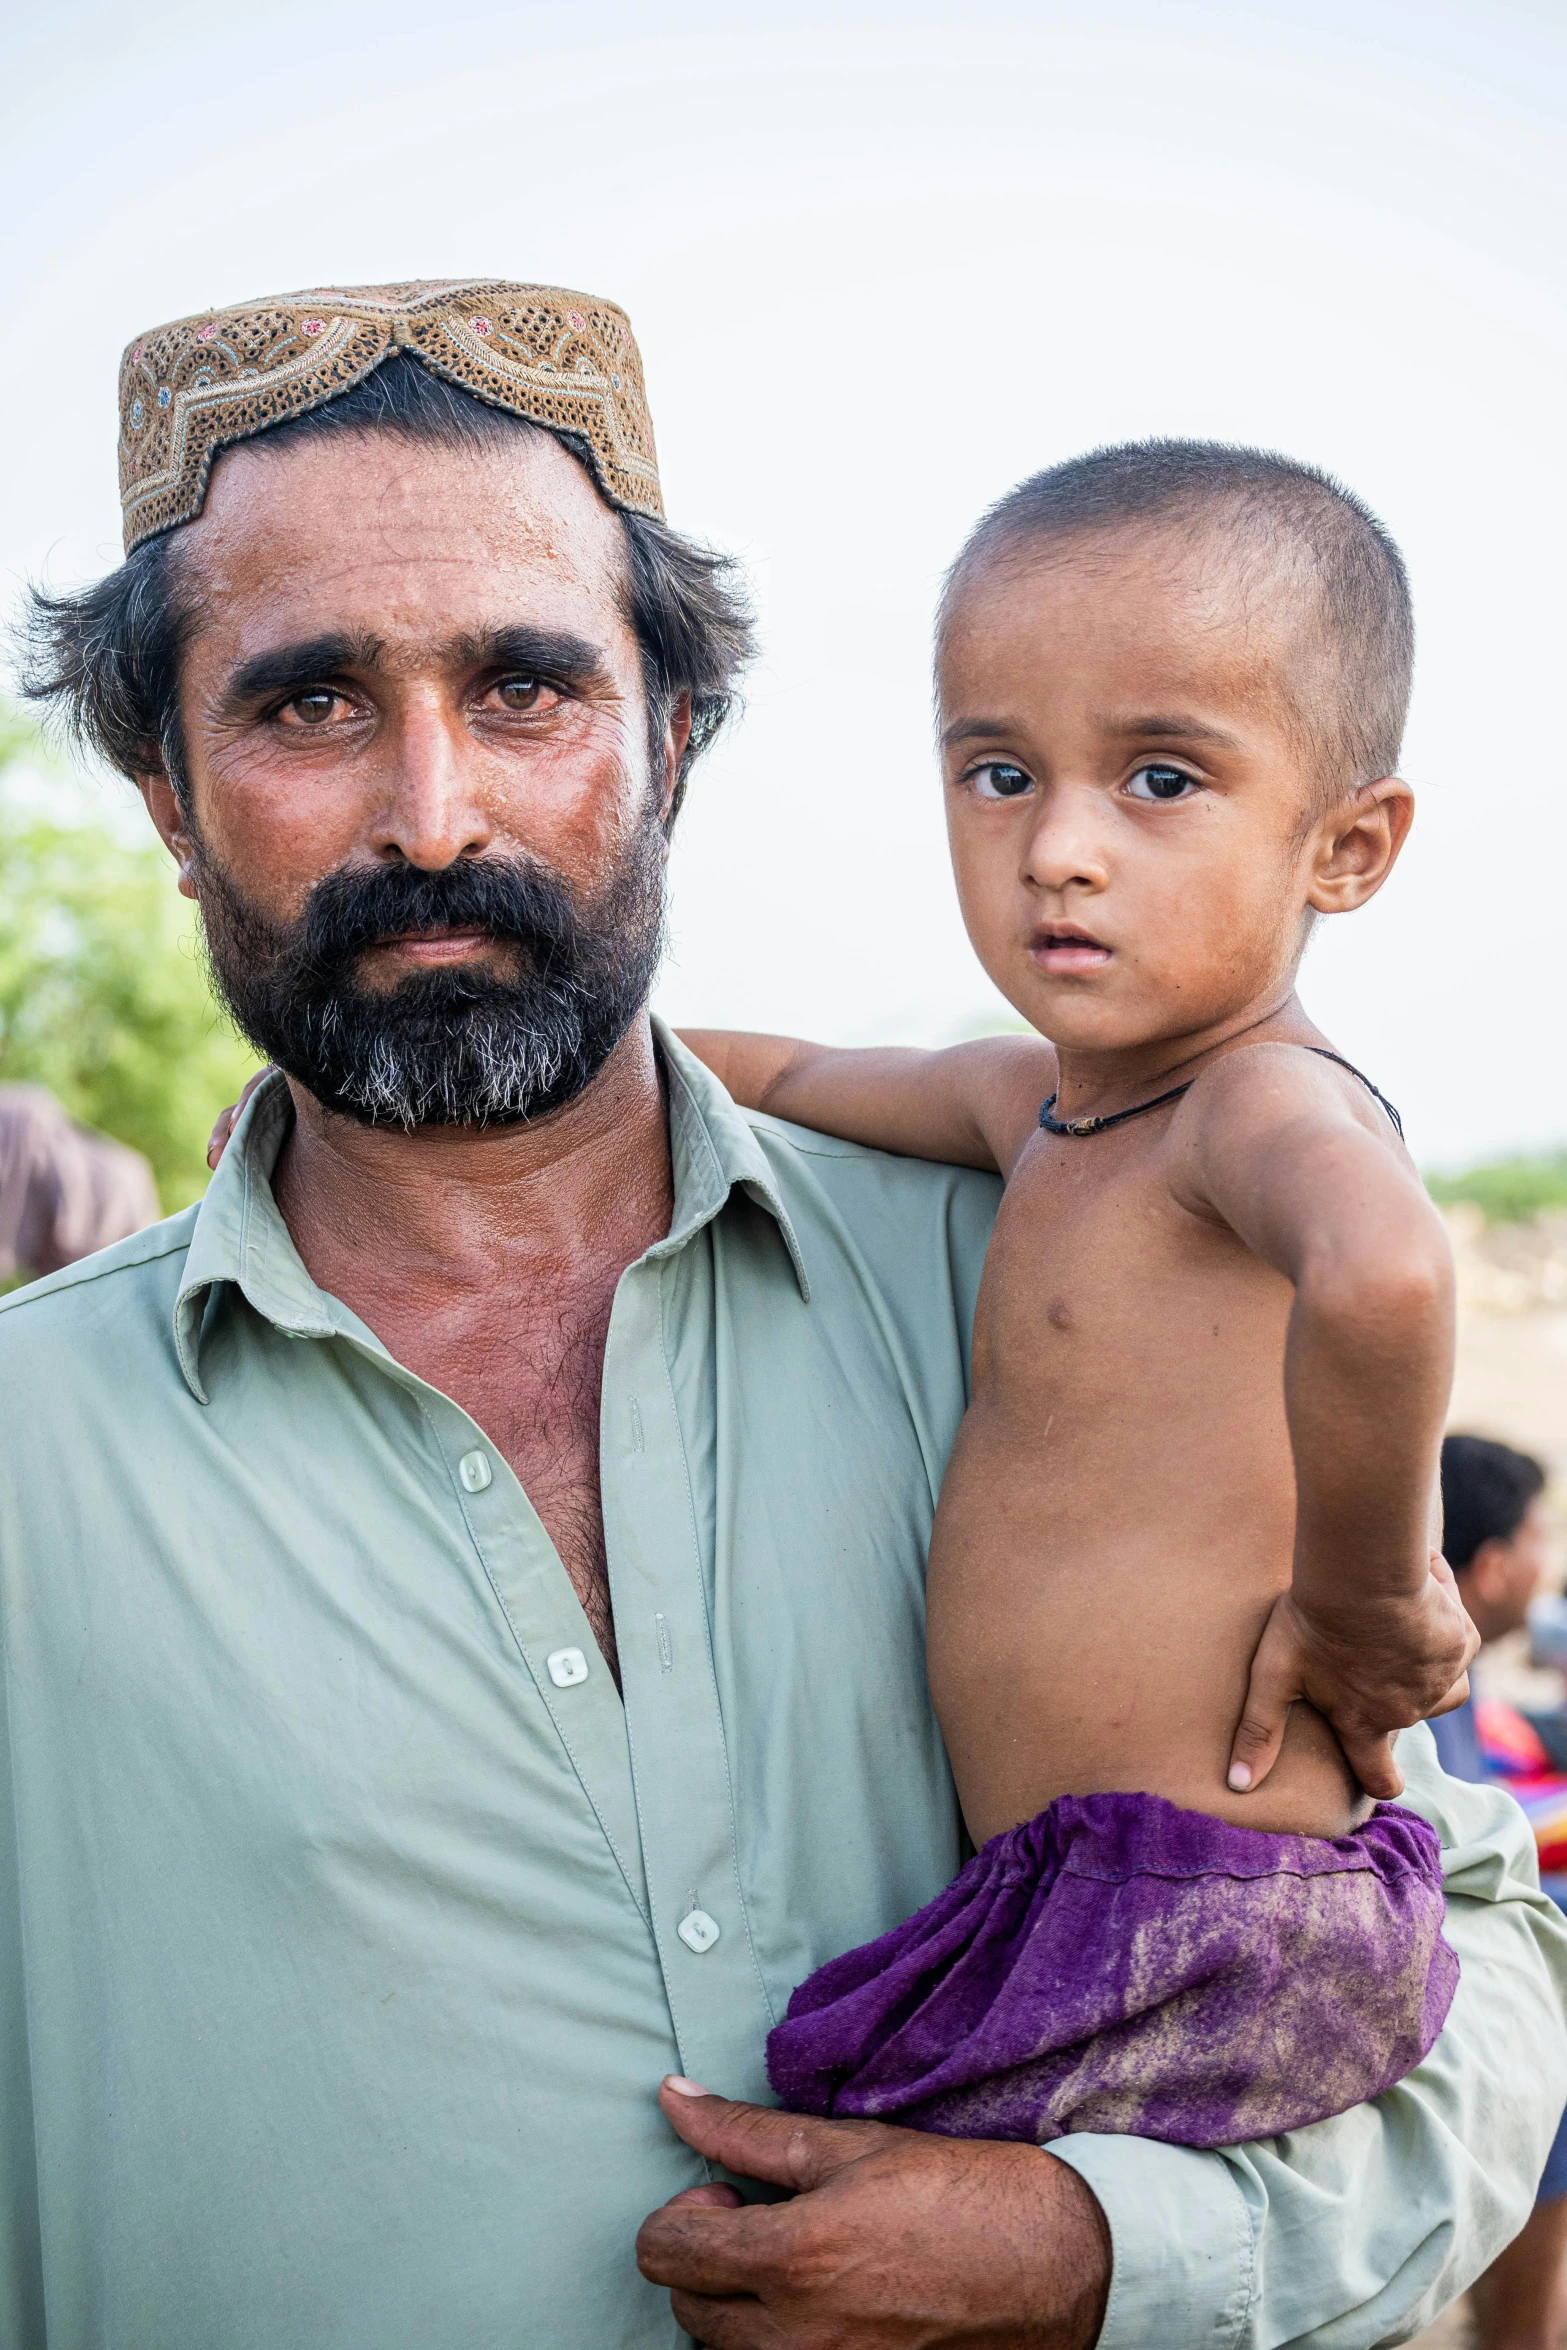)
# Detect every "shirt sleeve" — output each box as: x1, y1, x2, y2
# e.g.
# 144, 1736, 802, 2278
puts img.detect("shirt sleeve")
1049, 1725, 1567, 2350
